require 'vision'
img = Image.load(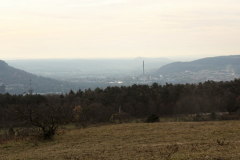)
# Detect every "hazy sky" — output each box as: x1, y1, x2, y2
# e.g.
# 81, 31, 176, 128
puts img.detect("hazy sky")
1, 0, 240, 59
